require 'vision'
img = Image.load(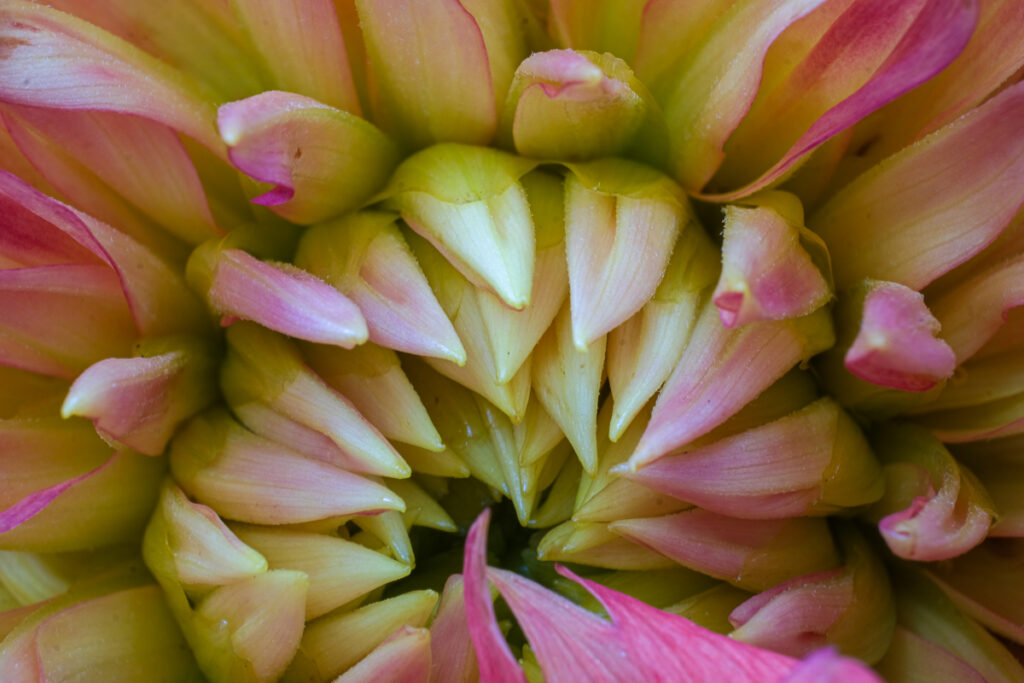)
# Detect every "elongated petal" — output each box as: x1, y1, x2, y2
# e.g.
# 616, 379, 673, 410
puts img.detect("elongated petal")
232, 525, 410, 620
354, 0, 497, 147
812, 79, 1024, 290
429, 576, 478, 683
169, 410, 404, 524
713, 202, 830, 327
930, 254, 1024, 363
655, 0, 827, 191
61, 335, 217, 455
611, 510, 840, 592
231, 0, 360, 113
295, 212, 465, 364
154, 483, 267, 589
0, 1, 222, 152
547, 0, 646, 62
730, 525, 895, 663
465, 510, 801, 682
710, 0, 977, 198
0, 420, 164, 552
626, 398, 882, 519
294, 590, 438, 682
629, 303, 834, 469
221, 322, 408, 477
0, 171, 207, 337
189, 243, 367, 347
532, 306, 605, 473
219, 91, 397, 224
564, 159, 684, 348
5, 106, 219, 244
335, 626, 431, 683
865, 424, 993, 561
197, 570, 308, 683
607, 222, 718, 440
